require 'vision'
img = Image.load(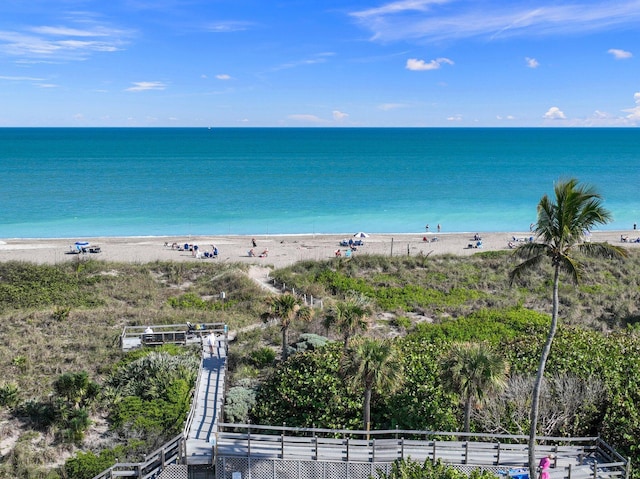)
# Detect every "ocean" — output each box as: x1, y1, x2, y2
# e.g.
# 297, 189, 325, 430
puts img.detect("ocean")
1, 127, 639, 238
